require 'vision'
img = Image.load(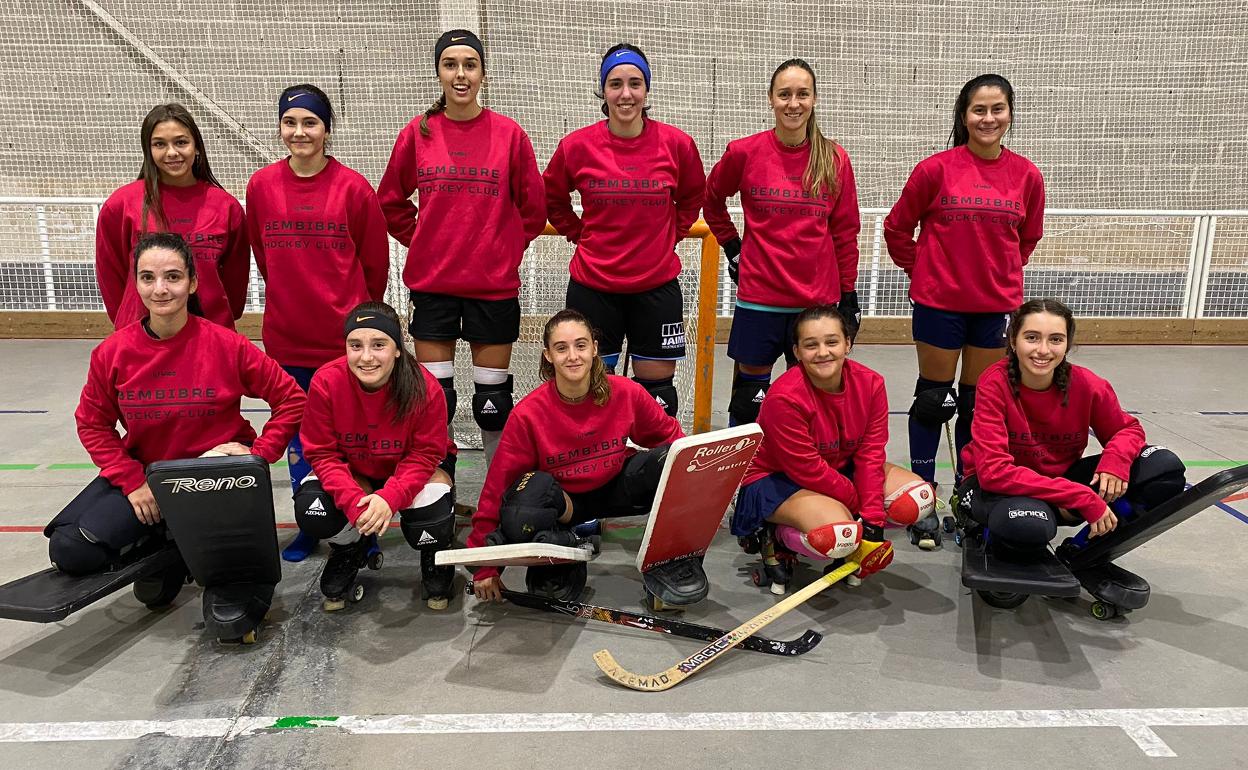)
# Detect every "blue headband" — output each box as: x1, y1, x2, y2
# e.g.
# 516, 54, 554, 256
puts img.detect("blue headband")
599, 49, 651, 90
279, 90, 332, 132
